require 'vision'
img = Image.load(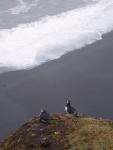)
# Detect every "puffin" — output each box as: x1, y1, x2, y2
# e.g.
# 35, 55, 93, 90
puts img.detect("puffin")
65, 100, 77, 115
39, 109, 50, 124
